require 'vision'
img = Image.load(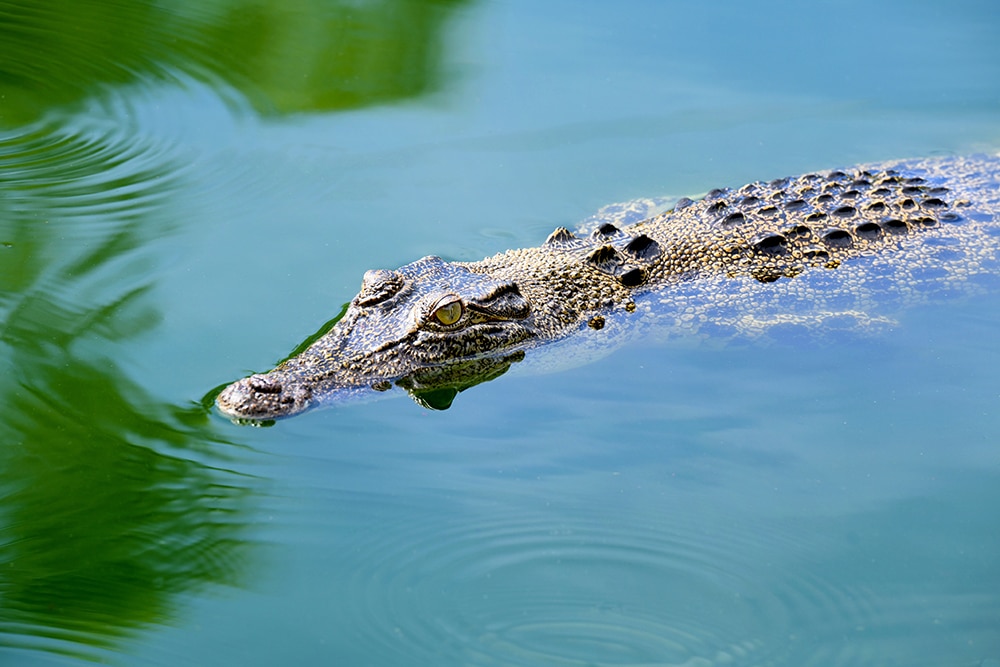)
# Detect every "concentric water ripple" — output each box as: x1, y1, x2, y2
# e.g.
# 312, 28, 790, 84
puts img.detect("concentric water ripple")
0, 72, 255, 661
0, 114, 186, 225
0, 113, 188, 348
326, 494, 900, 667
